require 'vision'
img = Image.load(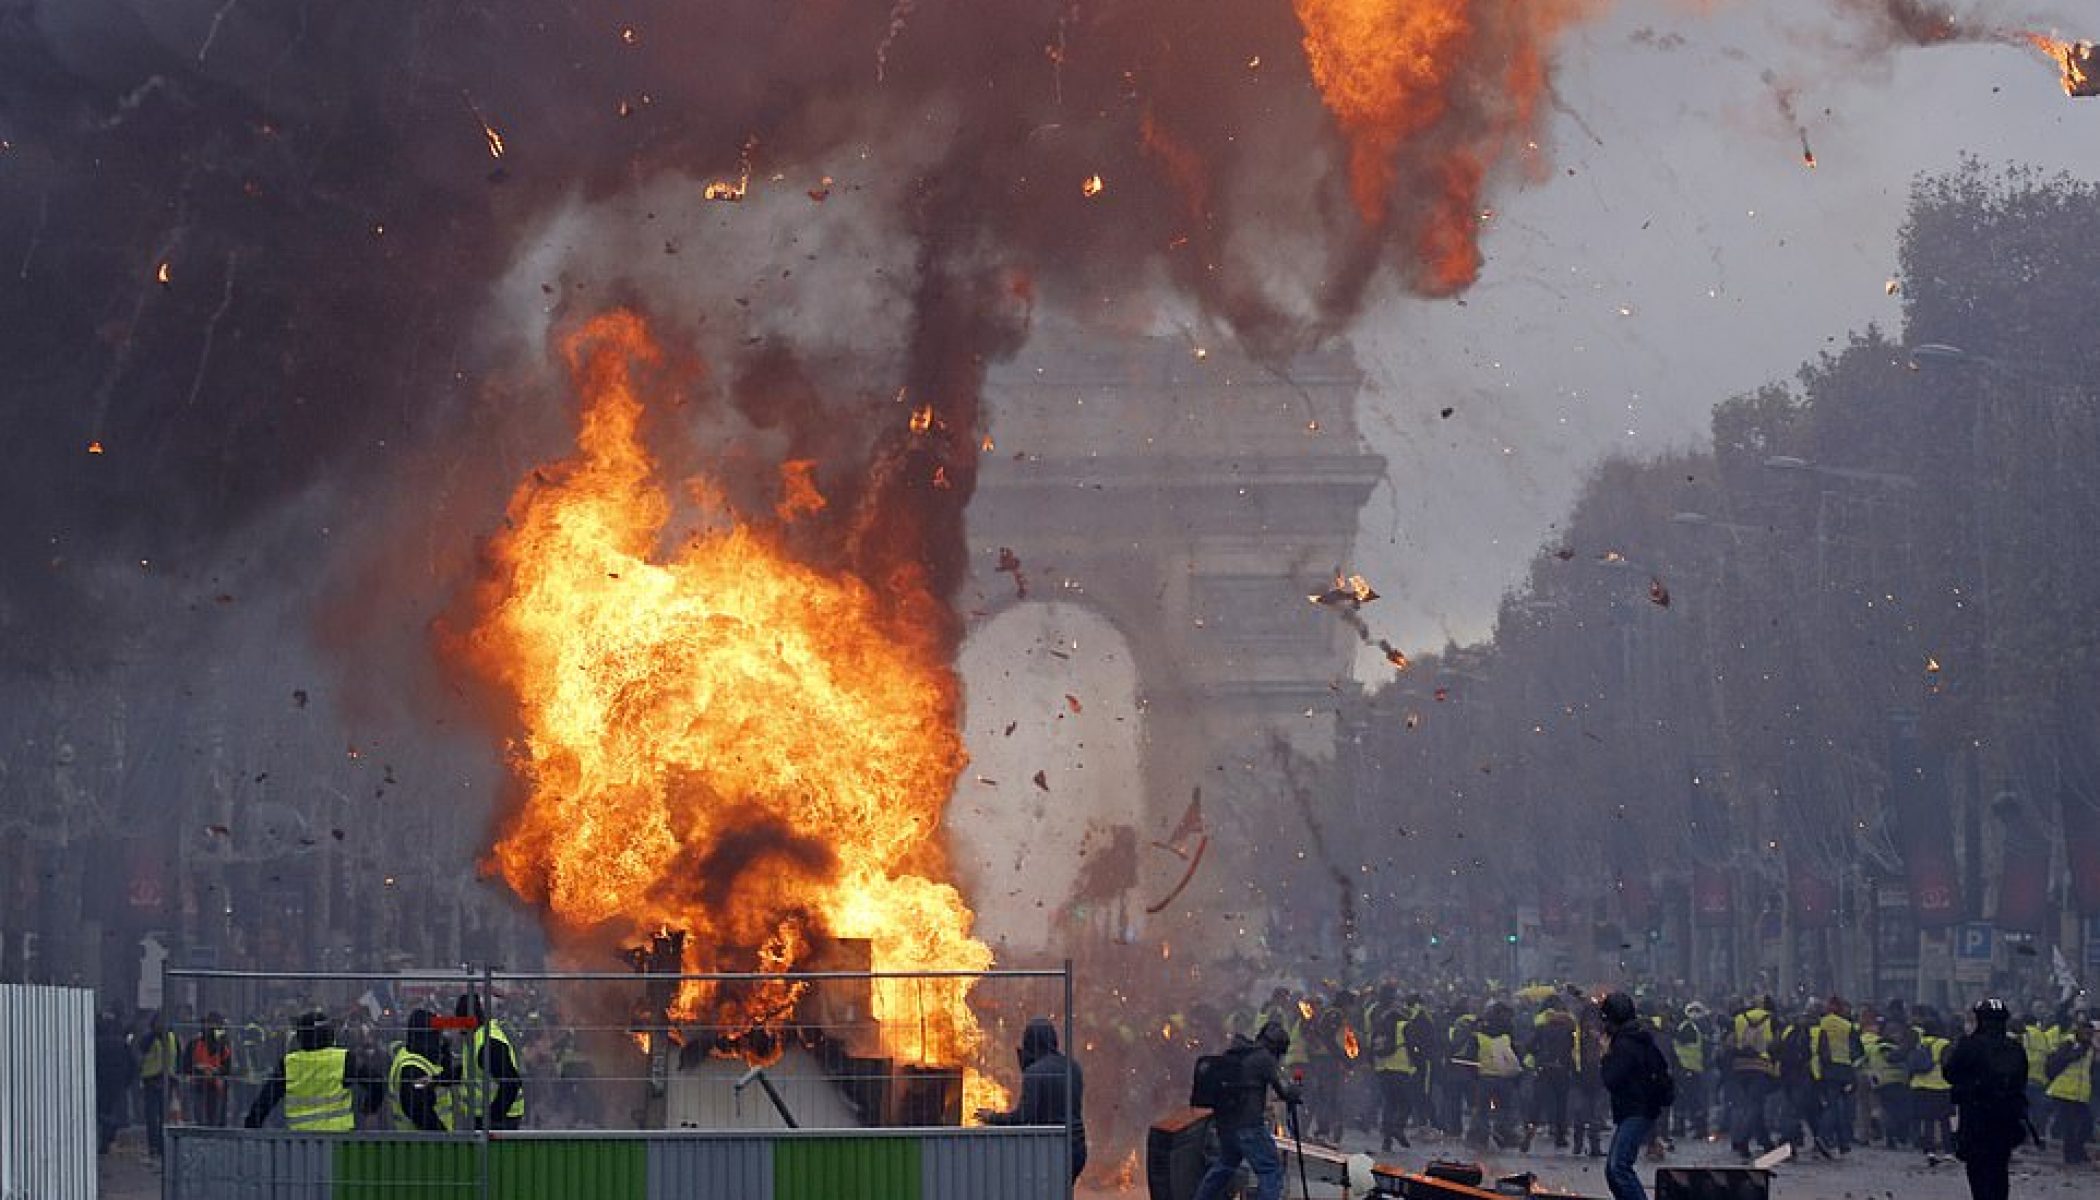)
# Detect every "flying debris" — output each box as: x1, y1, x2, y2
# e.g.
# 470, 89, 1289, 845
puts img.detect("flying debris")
1648, 577, 1672, 608
995, 546, 1028, 598
1081, 174, 1105, 198
2029, 35, 2099, 96
1309, 572, 1380, 609
1885, 278, 1902, 296
155, 261, 171, 286
808, 176, 833, 202
1032, 770, 1049, 792
86, 440, 105, 455
1380, 641, 1411, 672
